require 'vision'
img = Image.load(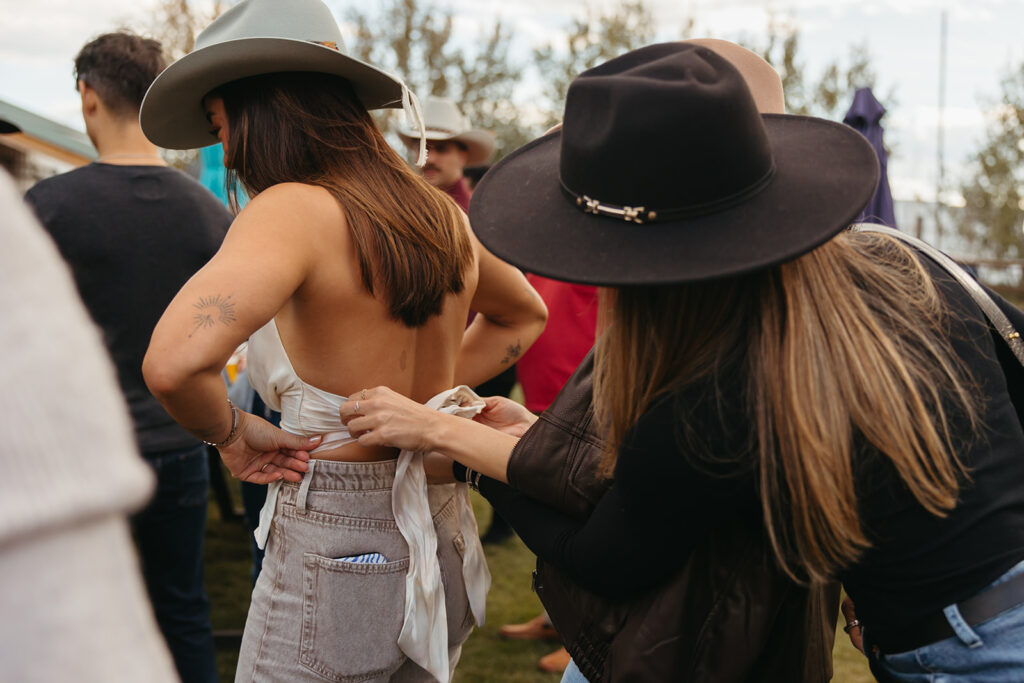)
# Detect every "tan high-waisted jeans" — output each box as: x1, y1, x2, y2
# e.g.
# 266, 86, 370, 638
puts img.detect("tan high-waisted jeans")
235, 459, 475, 682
